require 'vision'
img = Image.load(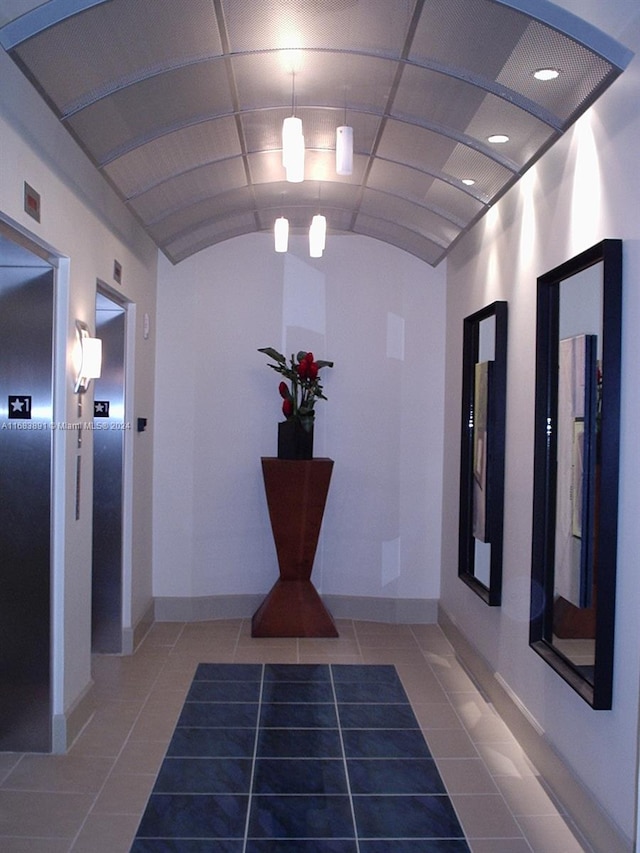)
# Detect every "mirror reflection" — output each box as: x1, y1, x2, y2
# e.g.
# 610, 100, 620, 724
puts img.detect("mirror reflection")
458, 301, 507, 605
530, 240, 622, 709
552, 264, 601, 683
